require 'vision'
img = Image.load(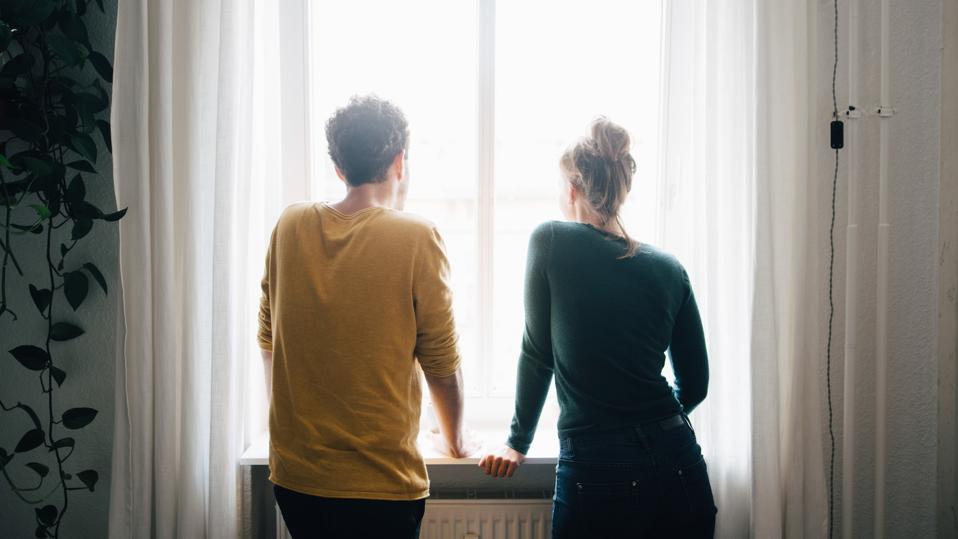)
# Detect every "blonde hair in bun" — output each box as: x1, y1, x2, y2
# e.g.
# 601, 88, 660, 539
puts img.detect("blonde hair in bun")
560, 117, 638, 257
